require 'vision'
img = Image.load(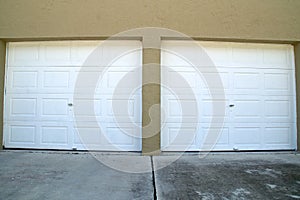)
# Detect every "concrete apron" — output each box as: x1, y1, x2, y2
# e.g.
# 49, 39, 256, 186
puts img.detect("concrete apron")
0, 151, 299, 200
